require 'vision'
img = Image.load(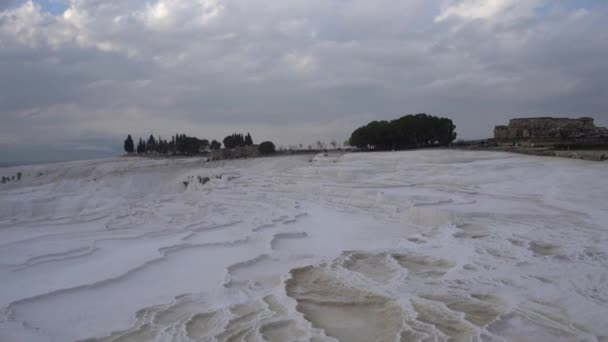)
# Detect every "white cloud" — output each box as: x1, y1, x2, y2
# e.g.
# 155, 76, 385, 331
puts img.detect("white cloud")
0, 1, 72, 48
0, 0, 607, 160
569, 8, 589, 21
435, 0, 541, 22
141, 0, 223, 30
284, 52, 318, 75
